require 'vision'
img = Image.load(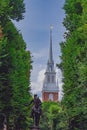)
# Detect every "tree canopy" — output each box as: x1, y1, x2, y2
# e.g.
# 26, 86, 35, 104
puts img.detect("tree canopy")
0, 0, 25, 21
0, 0, 32, 129
59, 0, 87, 129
